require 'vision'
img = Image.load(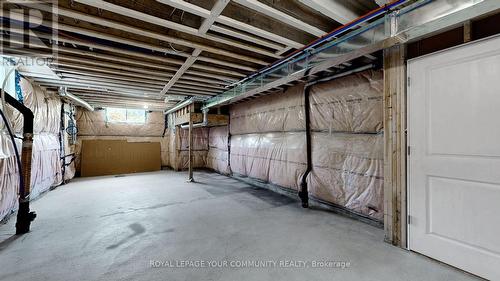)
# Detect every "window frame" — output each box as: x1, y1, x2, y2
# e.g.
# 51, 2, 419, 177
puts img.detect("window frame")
105, 107, 147, 124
